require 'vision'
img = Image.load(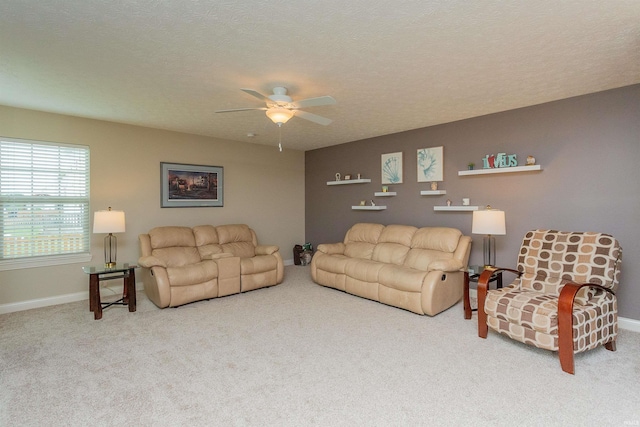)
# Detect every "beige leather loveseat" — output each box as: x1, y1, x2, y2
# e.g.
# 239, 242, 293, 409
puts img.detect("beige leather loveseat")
311, 223, 471, 316
138, 224, 284, 308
